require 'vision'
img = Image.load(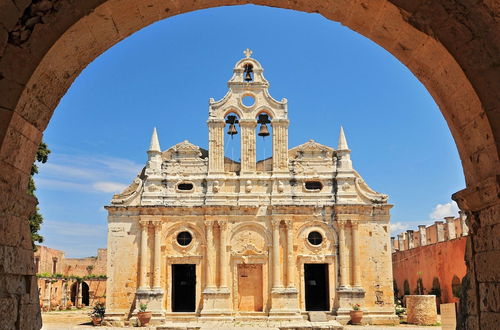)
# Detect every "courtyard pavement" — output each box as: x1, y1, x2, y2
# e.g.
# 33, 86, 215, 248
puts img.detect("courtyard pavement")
41, 310, 442, 330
